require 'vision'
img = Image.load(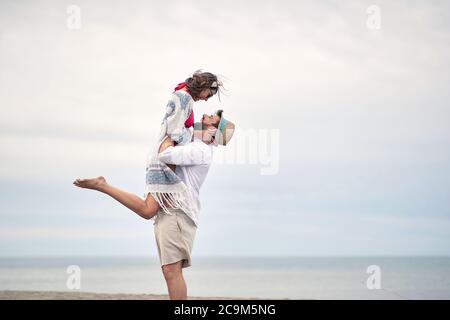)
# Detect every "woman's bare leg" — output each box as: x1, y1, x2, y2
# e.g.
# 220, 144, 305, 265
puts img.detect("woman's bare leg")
73, 176, 160, 220
73, 137, 176, 219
